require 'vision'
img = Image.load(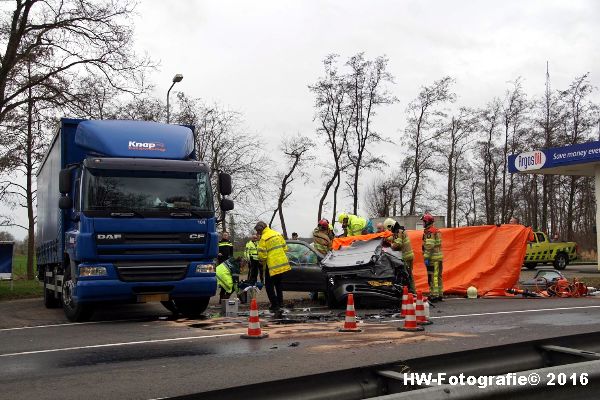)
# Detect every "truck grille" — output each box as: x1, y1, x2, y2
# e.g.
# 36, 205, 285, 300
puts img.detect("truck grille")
95, 232, 206, 257
114, 262, 188, 282
97, 248, 203, 256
